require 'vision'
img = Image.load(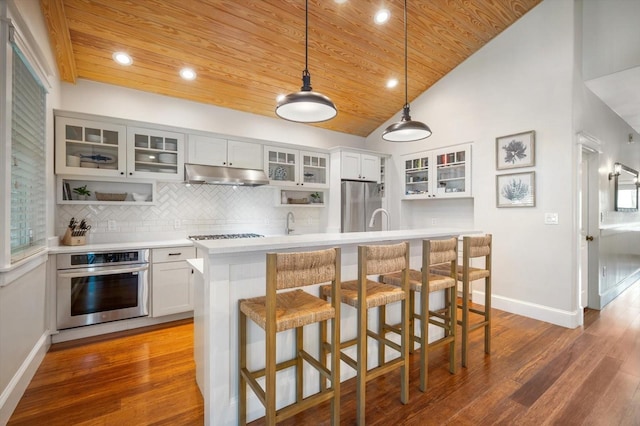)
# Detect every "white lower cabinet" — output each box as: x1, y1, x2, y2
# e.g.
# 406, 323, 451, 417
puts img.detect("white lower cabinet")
151, 246, 196, 317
